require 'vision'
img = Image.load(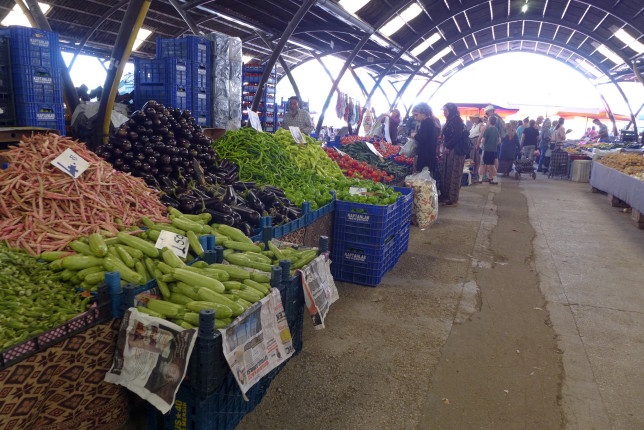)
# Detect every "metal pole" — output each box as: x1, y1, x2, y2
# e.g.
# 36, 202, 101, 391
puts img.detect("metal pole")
625, 102, 644, 130
167, 0, 204, 36
597, 93, 618, 138
256, 32, 301, 102
314, 55, 335, 82
14, 0, 36, 27
96, 0, 151, 146
23, 0, 79, 114
349, 67, 368, 98
315, 33, 372, 134
68, 0, 129, 70
250, 0, 316, 111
